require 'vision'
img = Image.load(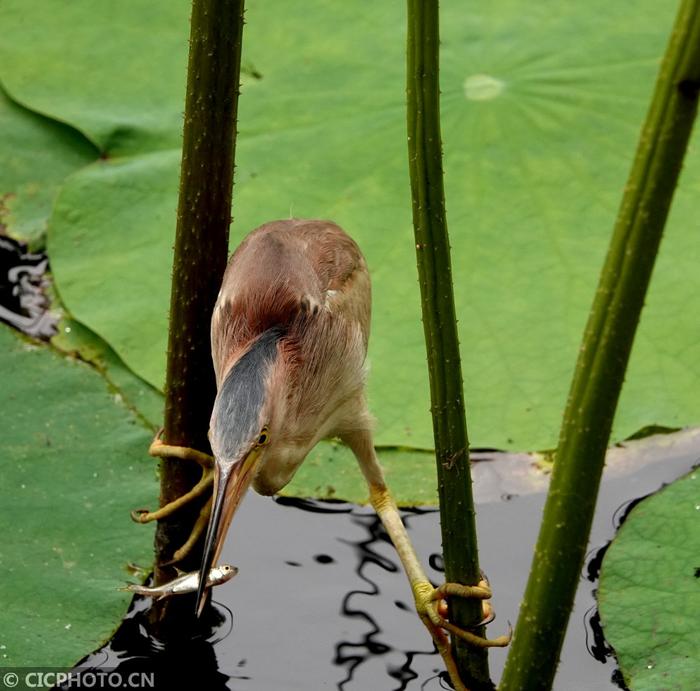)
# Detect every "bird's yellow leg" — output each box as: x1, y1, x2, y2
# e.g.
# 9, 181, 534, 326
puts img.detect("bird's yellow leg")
148, 435, 215, 467
368, 483, 510, 690
130, 429, 214, 561
161, 496, 213, 565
